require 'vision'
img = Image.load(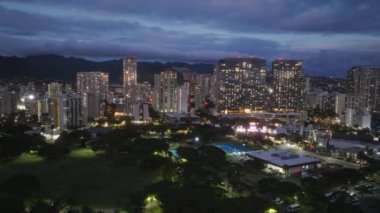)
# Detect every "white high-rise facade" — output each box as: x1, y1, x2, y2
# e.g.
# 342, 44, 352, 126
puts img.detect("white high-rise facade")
158, 70, 177, 112
123, 57, 137, 115
76, 71, 109, 121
